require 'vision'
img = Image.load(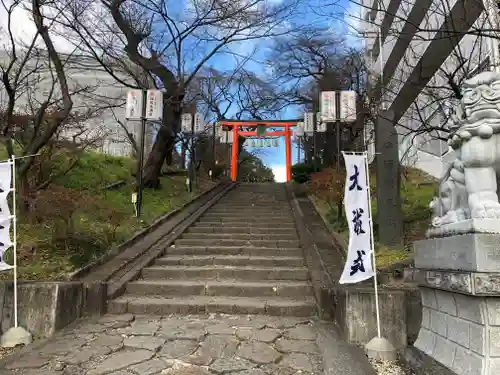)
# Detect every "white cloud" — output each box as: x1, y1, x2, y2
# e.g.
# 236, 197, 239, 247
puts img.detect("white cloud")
0, 1, 76, 53
271, 165, 287, 183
